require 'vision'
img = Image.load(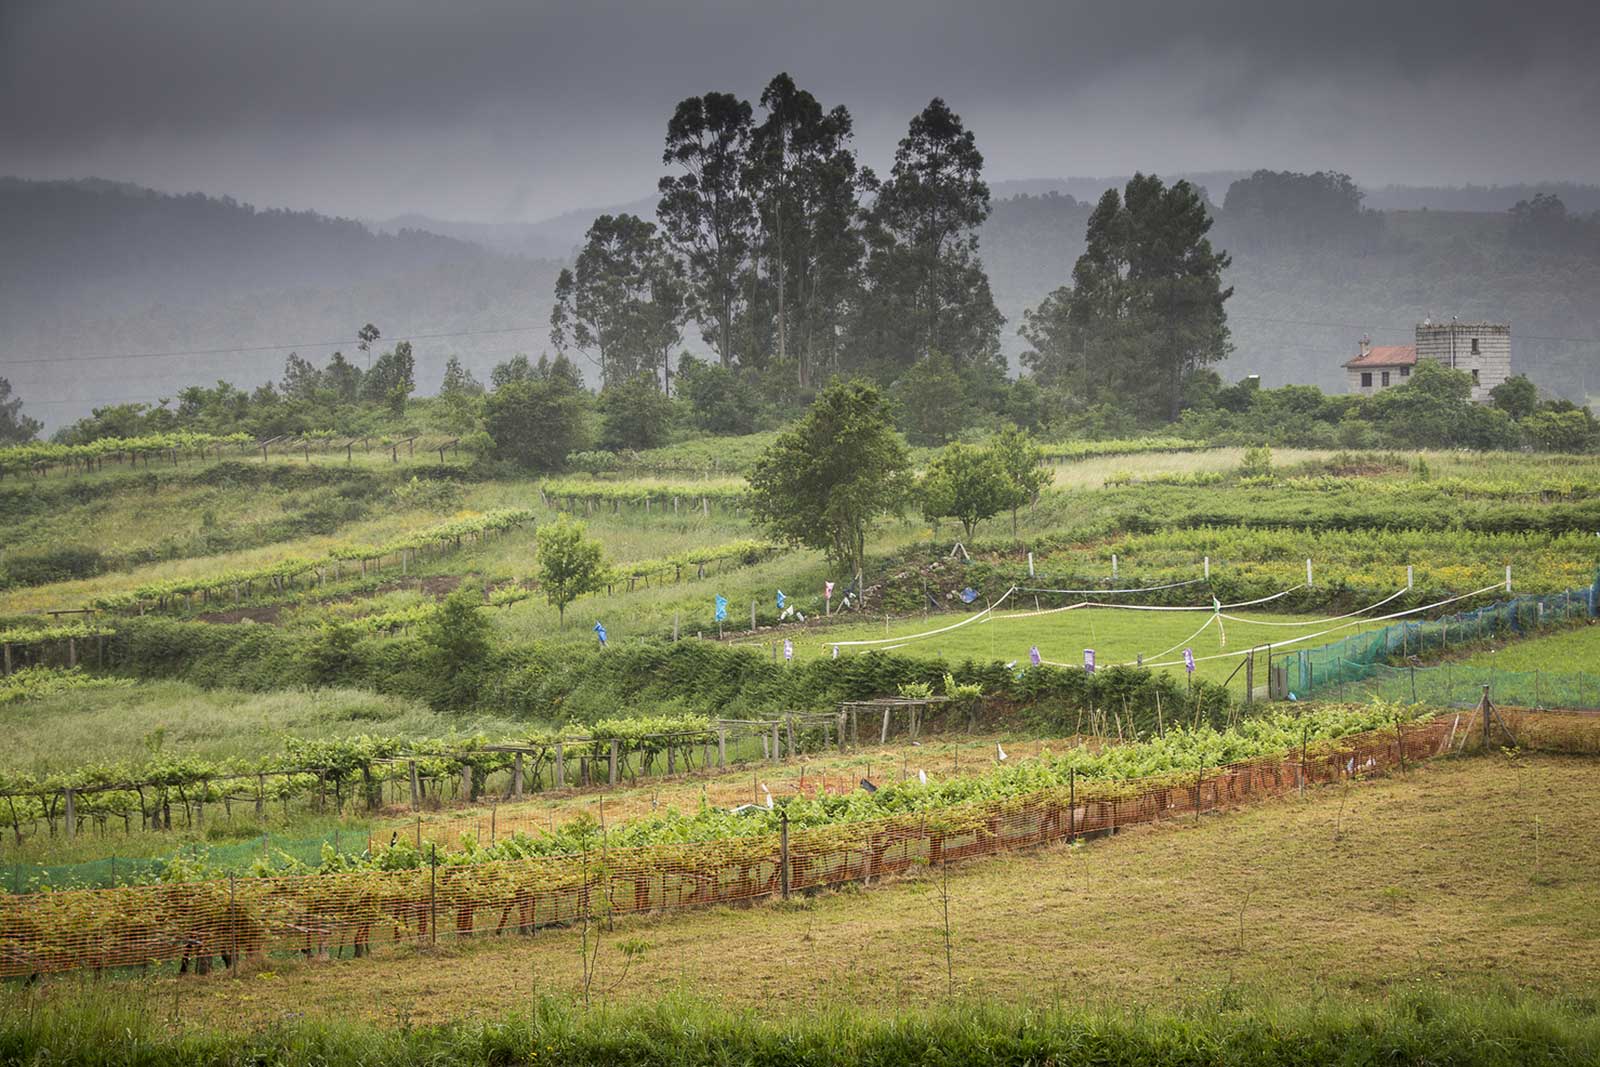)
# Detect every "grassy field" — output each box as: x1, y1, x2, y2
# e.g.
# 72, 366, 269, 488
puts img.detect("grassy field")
0, 681, 523, 775
1456, 623, 1600, 672
749, 602, 1396, 684
10, 753, 1591, 1027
